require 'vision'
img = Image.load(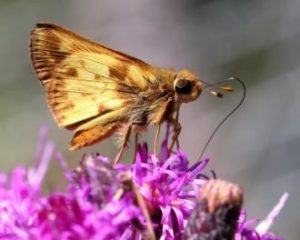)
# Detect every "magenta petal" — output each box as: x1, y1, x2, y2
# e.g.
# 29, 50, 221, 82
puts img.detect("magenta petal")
189, 158, 209, 179
256, 193, 288, 235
